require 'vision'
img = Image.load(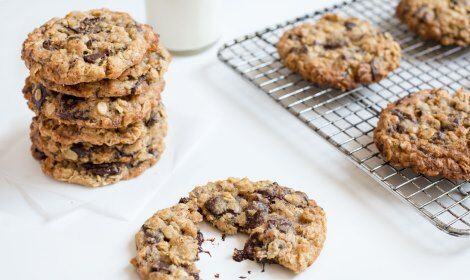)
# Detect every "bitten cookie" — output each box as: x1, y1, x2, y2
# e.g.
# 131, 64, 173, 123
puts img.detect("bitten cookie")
29, 43, 171, 98
35, 103, 166, 146
396, 0, 470, 46
23, 77, 164, 128
22, 9, 157, 85
131, 200, 203, 280
374, 88, 469, 180
277, 14, 401, 91
189, 177, 327, 273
